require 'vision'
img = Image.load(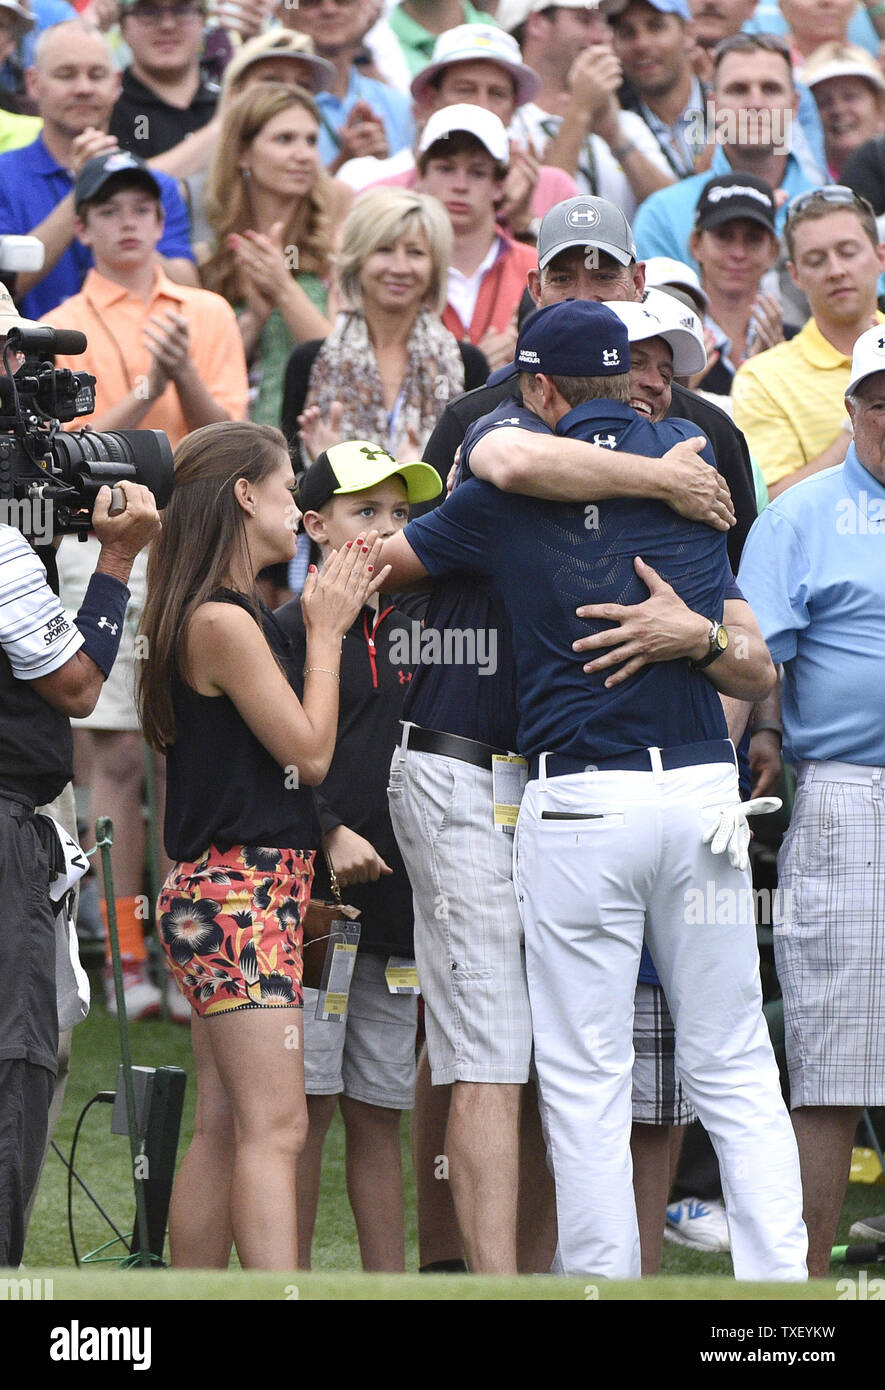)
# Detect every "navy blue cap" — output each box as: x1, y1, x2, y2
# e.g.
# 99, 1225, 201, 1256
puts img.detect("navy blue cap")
516, 301, 630, 377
